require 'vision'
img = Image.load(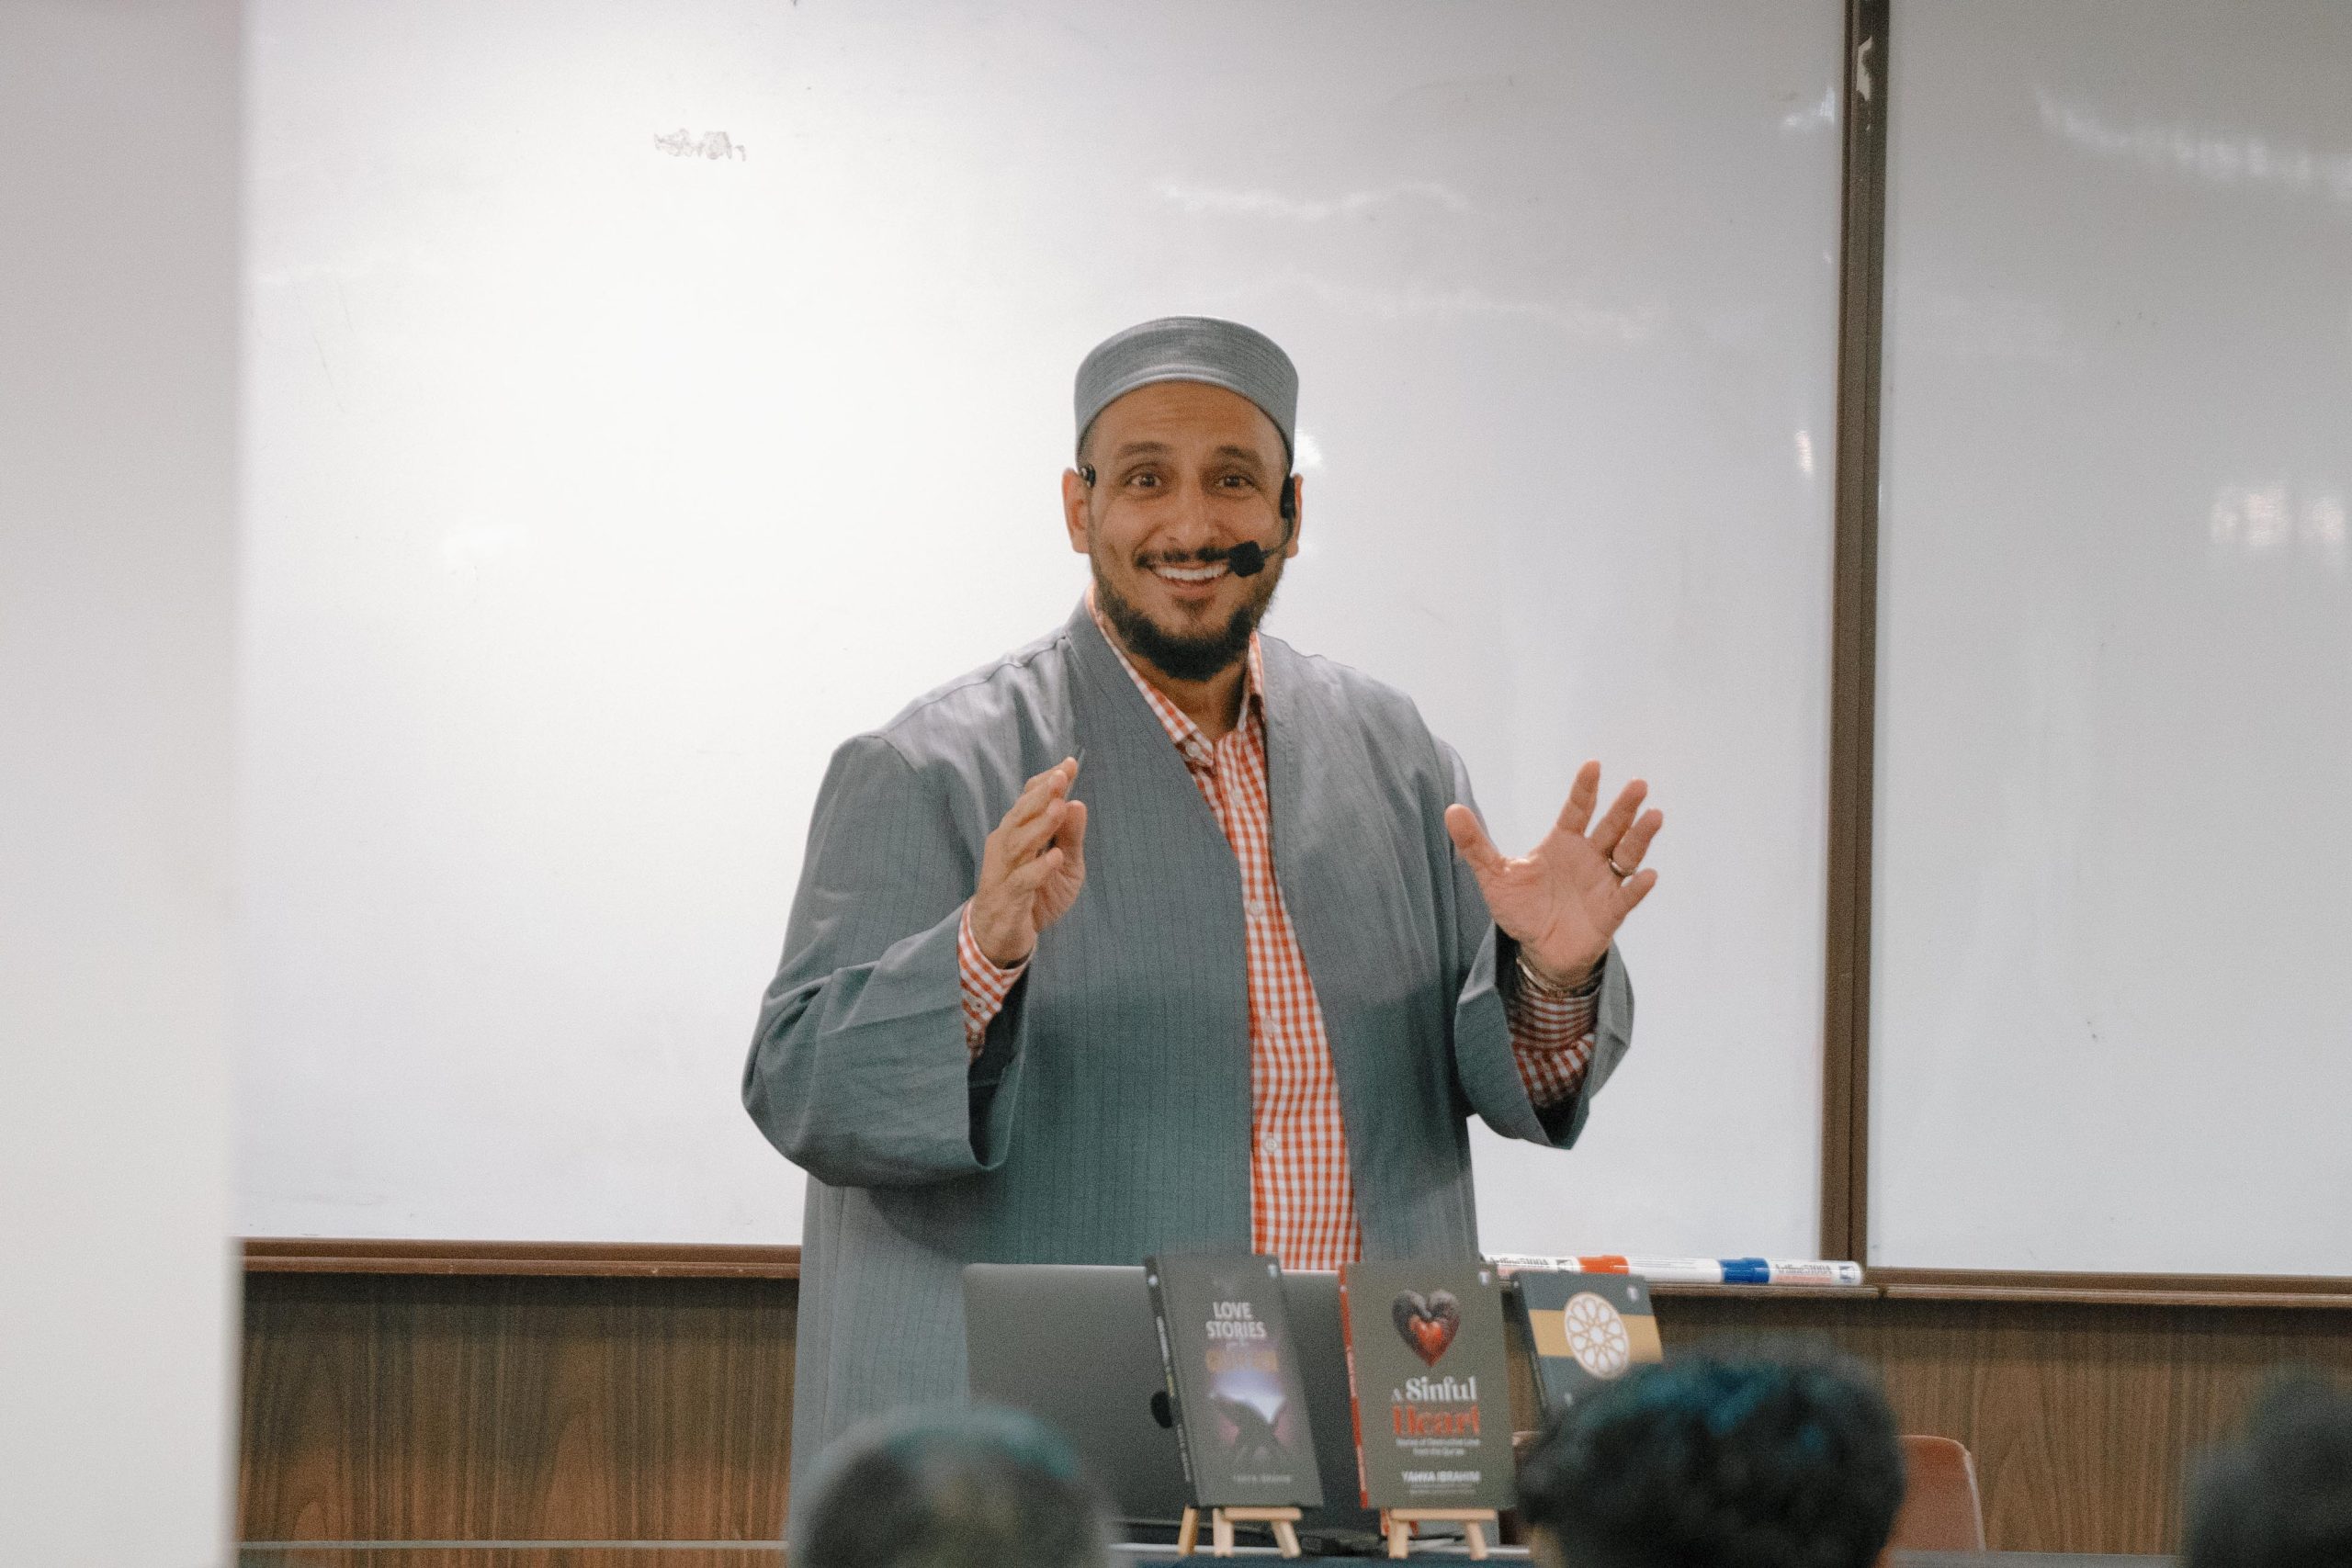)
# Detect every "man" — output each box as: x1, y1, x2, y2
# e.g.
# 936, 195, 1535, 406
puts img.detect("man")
744, 317, 1661, 1483
1513, 1350, 1905, 1568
